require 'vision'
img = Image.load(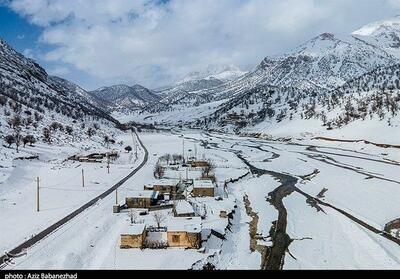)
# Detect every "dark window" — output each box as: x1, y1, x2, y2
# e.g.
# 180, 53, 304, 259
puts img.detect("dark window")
172, 235, 180, 243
